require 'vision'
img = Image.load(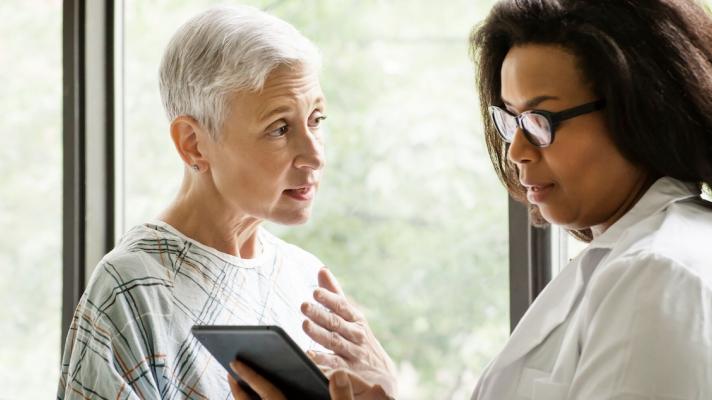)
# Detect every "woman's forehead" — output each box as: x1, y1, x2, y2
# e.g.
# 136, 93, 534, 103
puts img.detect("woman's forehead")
500, 44, 588, 109
259, 69, 323, 107
230, 65, 324, 122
